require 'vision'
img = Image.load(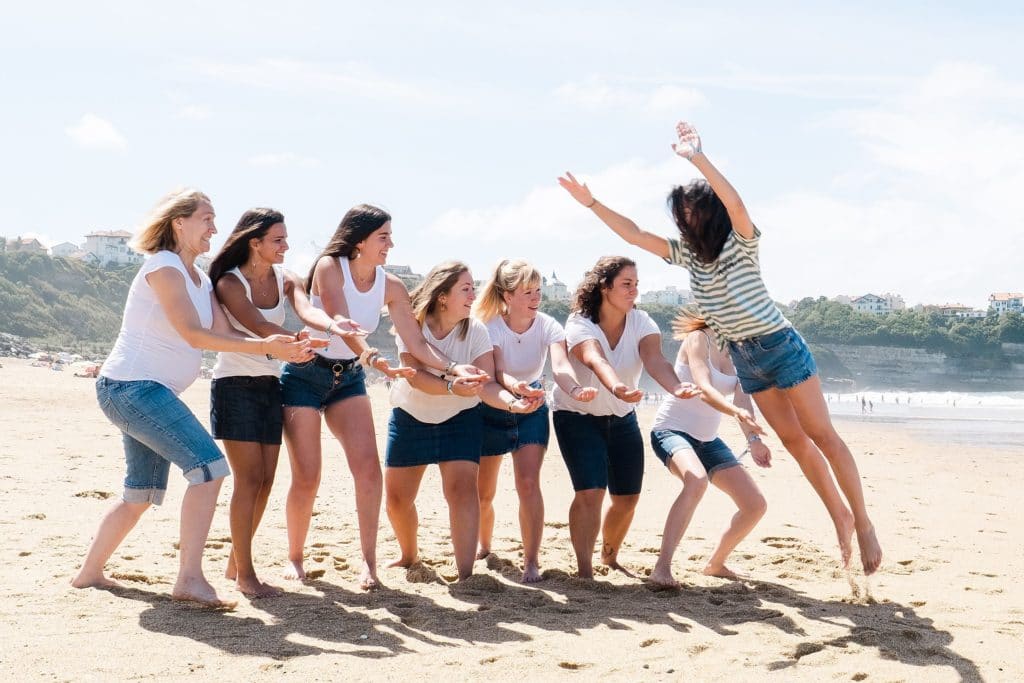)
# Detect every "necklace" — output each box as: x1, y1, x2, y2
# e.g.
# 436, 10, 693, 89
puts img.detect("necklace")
504, 315, 532, 344
246, 263, 272, 300
350, 264, 376, 289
